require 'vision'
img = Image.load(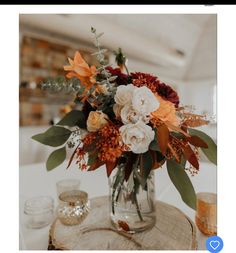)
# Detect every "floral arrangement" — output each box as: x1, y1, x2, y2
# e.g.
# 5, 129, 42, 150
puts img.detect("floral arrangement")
32, 27, 217, 212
